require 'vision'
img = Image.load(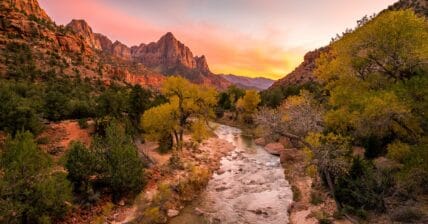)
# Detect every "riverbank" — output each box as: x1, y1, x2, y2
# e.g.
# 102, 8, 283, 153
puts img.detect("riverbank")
279, 148, 351, 224
111, 133, 236, 223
